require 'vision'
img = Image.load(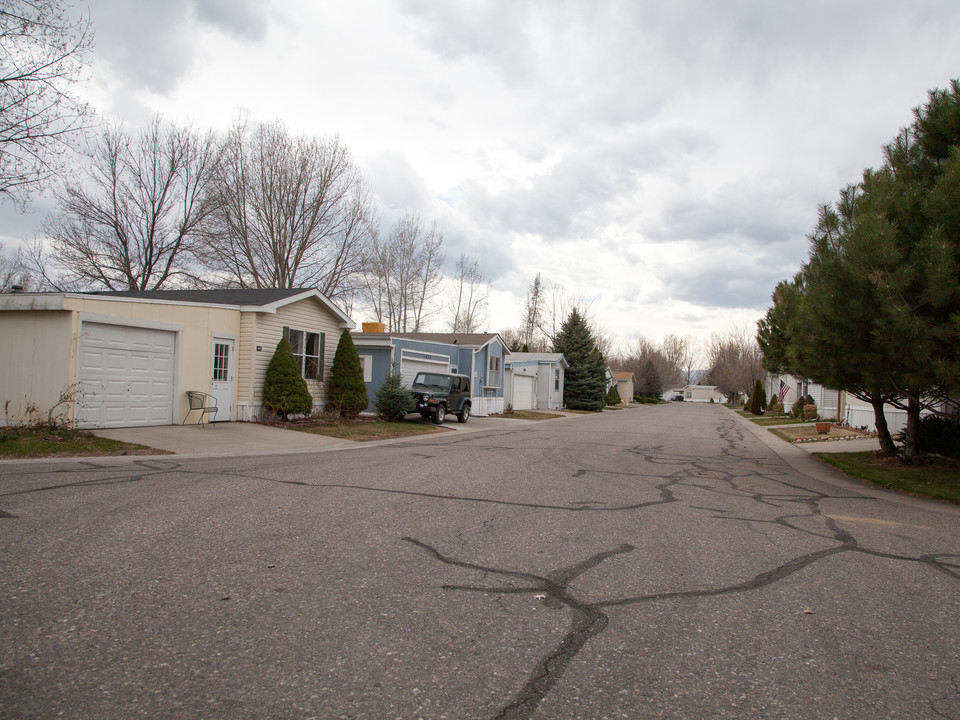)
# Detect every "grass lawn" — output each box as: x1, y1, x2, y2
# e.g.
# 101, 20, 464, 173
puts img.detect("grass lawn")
291, 419, 448, 441
0, 427, 160, 458
749, 416, 811, 426
771, 424, 872, 443
816, 451, 960, 504
494, 410, 565, 420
